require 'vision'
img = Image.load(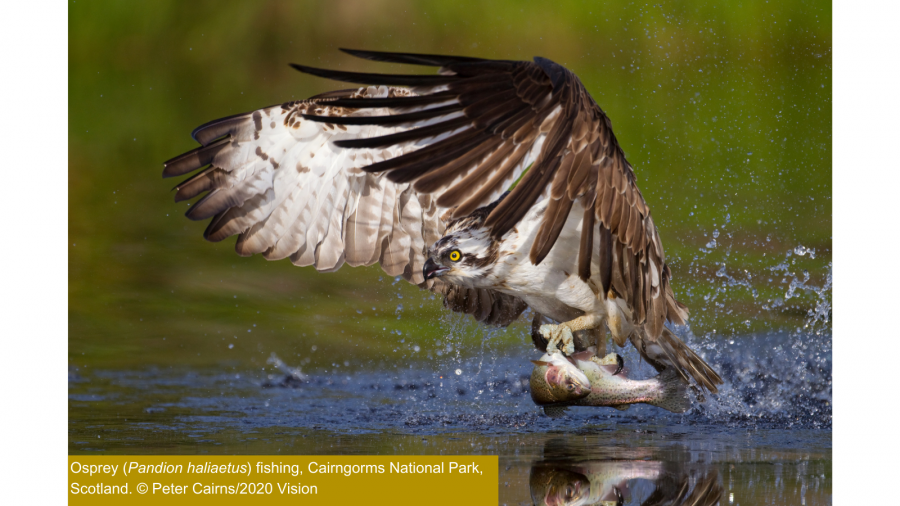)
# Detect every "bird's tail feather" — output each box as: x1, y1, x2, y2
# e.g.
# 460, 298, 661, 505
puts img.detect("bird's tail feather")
656, 327, 723, 394
682, 469, 724, 506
